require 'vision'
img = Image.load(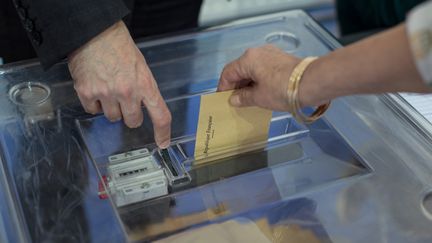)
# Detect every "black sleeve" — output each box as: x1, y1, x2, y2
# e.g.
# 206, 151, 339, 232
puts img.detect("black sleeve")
11, 0, 130, 69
